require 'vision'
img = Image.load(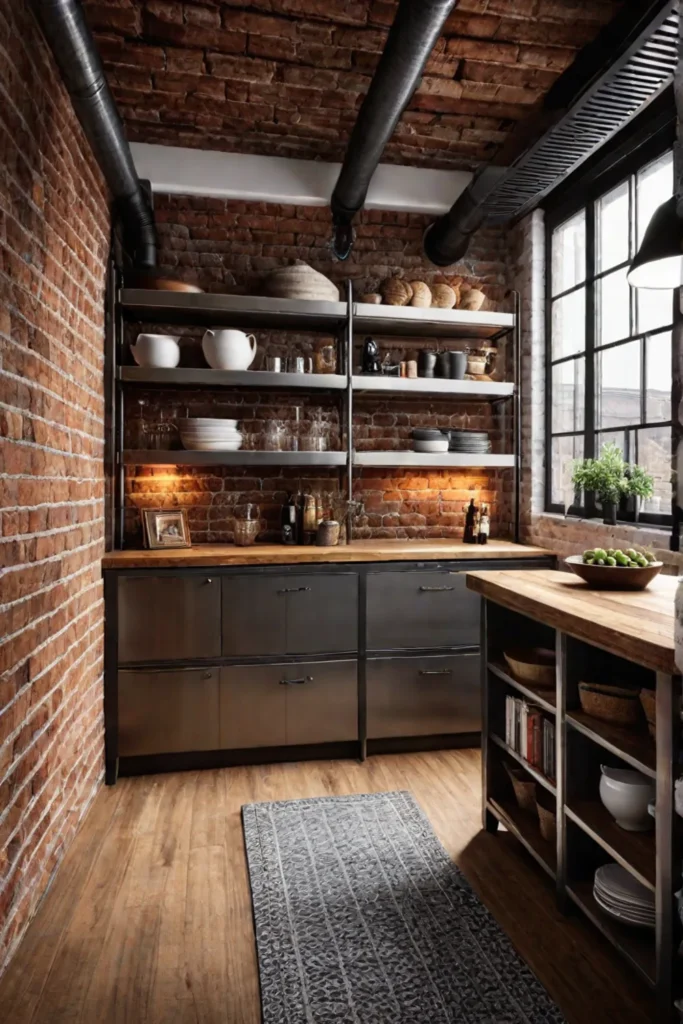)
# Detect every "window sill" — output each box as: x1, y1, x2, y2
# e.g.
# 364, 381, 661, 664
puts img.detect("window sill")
536, 512, 670, 535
